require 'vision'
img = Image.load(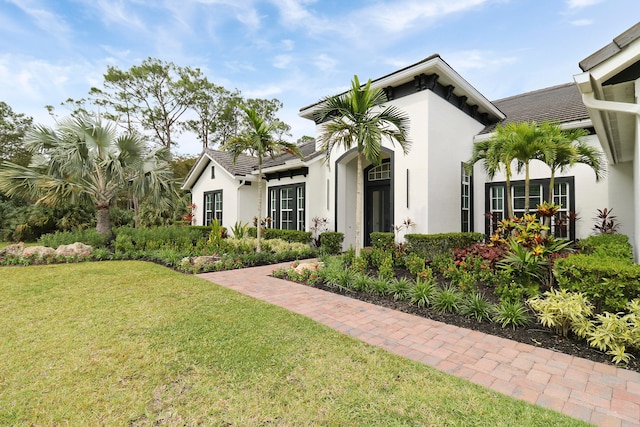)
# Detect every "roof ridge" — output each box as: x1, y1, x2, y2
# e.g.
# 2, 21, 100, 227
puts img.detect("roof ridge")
491, 82, 576, 103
